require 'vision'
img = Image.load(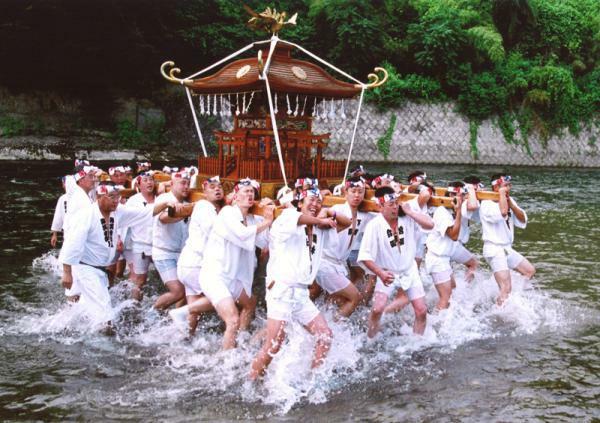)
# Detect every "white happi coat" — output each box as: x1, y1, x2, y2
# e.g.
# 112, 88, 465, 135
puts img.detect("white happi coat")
321, 202, 375, 274
199, 205, 268, 296
51, 193, 68, 232
480, 198, 527, 256
358, 213, 421, 275
458, 200, 479, 245
58, 203, 153, 324
178, 200, 218, 268
125, 192, 155, 256
63, 184, 94, 234
152, 192, 189, 261
267, 209, 331, 287
426, 206, 459, 257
